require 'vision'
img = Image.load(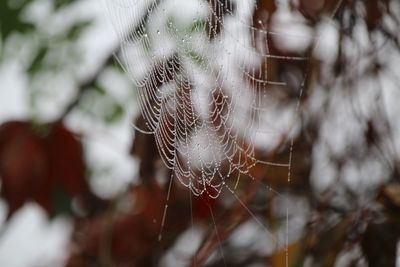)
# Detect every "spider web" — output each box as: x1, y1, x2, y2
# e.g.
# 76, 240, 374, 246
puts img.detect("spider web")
105, 0, 311, 264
